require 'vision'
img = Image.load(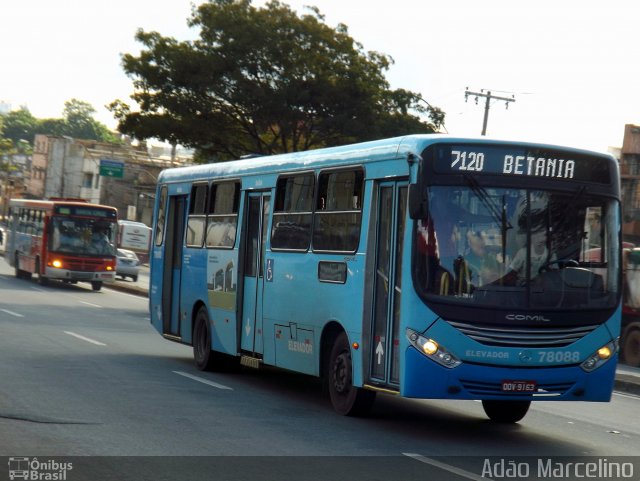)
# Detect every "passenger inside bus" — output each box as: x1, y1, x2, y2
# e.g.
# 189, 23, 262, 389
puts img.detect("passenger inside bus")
416, 218, 454, 295
464, 230, 501, 286
90, 227, 113, 255
497, 213, 555, 286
